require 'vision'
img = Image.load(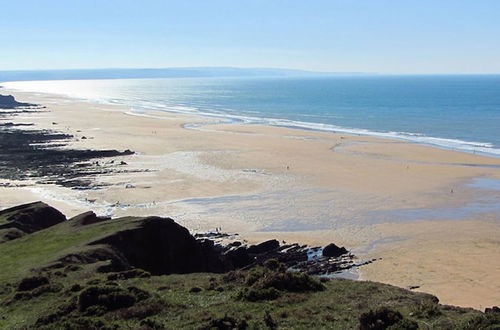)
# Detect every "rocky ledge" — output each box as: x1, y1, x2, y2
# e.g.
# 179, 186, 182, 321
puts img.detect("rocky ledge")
0, 94, 38, 109
0, 94, 139, 190
0, 201, 366, 277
